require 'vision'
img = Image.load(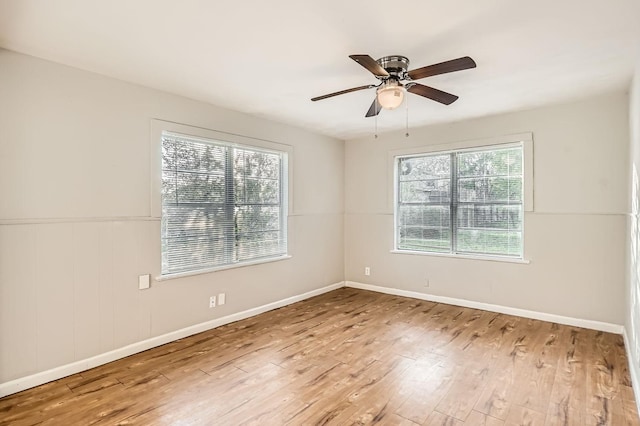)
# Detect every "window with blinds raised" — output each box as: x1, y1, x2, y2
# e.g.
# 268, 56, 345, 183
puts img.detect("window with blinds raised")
161, 132, 288, 275
396, 144, 523, 258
